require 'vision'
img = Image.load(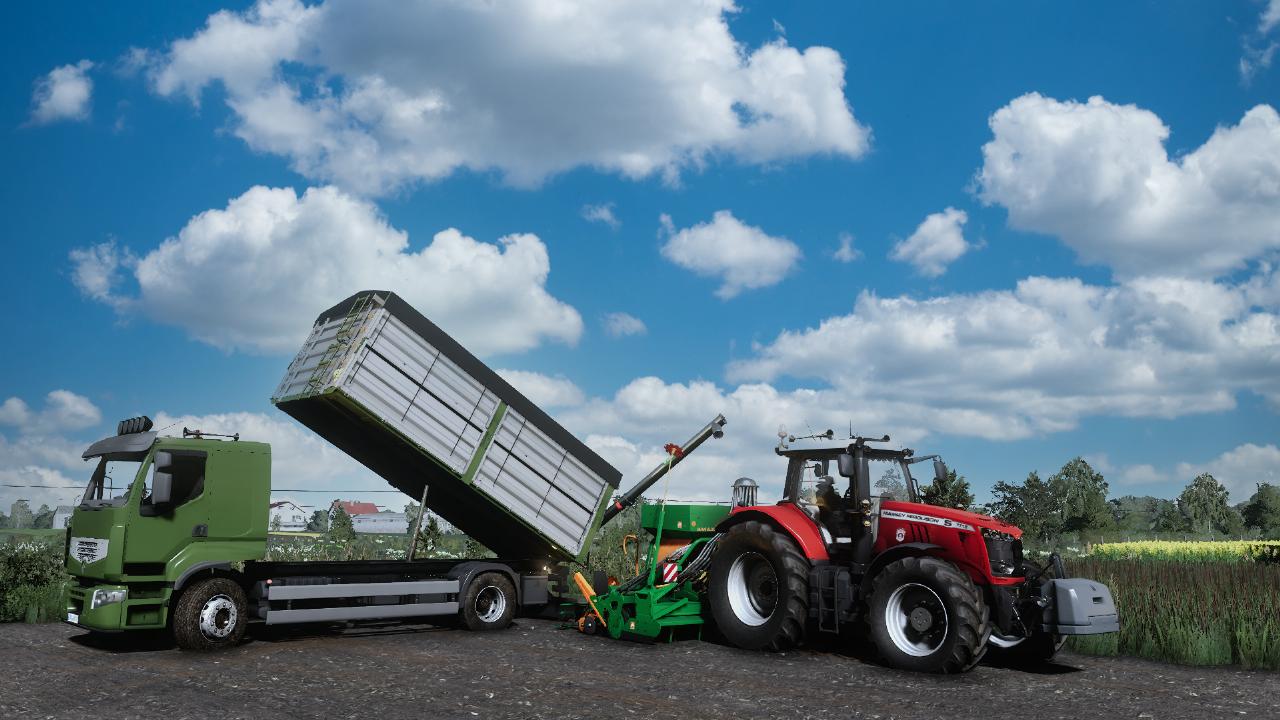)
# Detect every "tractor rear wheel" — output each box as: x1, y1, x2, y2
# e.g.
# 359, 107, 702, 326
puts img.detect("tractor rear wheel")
707, 520, 809, 652
867, 556, 990, 673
